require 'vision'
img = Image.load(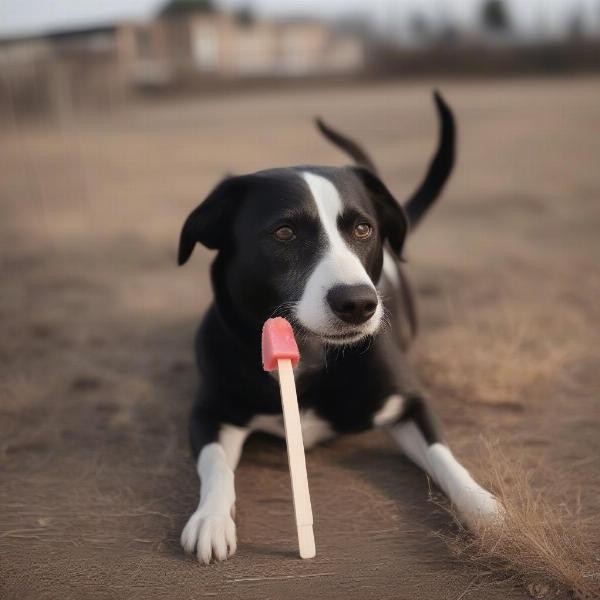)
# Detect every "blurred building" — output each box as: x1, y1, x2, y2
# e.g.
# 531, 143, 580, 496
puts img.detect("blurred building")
121, 11, 365, 85
0, 0, 365, 113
